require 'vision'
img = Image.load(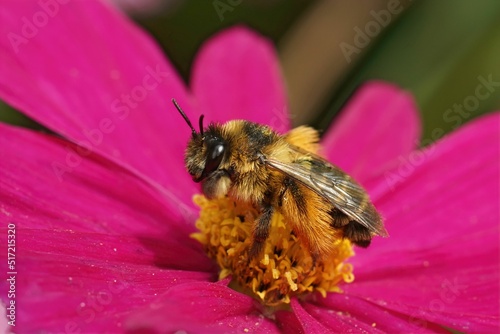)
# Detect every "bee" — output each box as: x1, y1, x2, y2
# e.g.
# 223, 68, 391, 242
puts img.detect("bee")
173, 99, 388, 260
